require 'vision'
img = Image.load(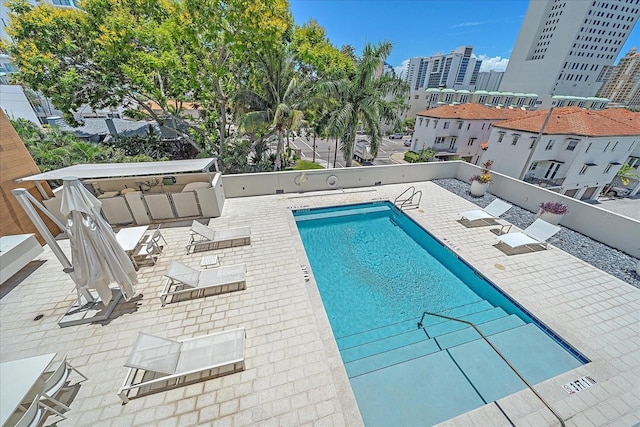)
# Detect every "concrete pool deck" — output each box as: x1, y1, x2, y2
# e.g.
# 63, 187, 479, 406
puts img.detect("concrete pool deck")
1, 181, 638, 426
